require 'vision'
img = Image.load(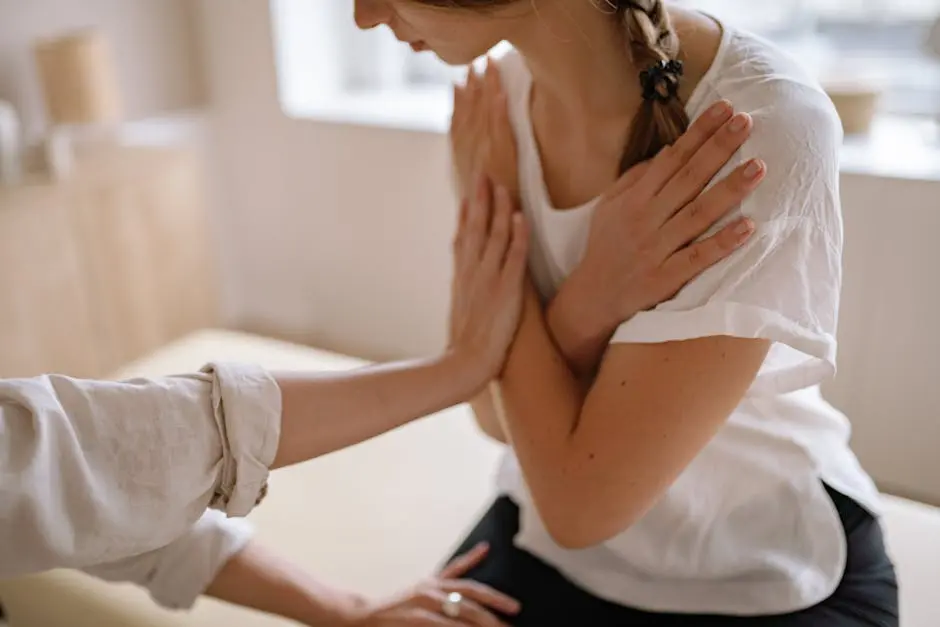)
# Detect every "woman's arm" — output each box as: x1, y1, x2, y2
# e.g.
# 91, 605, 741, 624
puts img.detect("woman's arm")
493, 113, 773, 549
448, 64, 761, 444
500, 284, 769, 549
